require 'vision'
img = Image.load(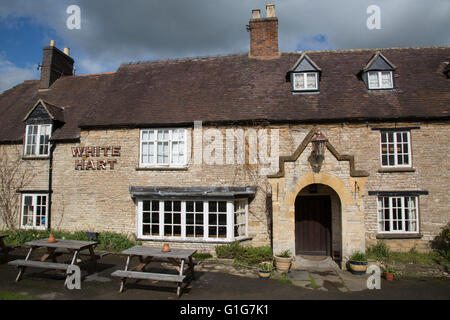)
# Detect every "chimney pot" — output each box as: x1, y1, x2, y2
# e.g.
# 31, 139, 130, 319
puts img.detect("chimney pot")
252, 9, 261, 19
266, 3, 275, 18
64, 47, 70, 56
50, 40, 56, 47
248, 4, 279, 59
